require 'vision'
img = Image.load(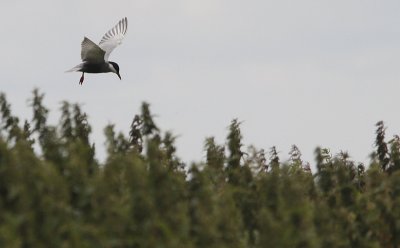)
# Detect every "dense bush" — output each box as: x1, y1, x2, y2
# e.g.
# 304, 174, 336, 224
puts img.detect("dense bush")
0, 89, 400, 247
